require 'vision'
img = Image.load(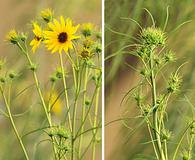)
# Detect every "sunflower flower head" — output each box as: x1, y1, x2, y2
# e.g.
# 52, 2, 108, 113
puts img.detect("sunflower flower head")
30, 22, 43, 53
44, 16, 80, 54
81, 23, 94, 37
80, 48, 93, 59
41, 8, 53, 23
6, 29, 19, 44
